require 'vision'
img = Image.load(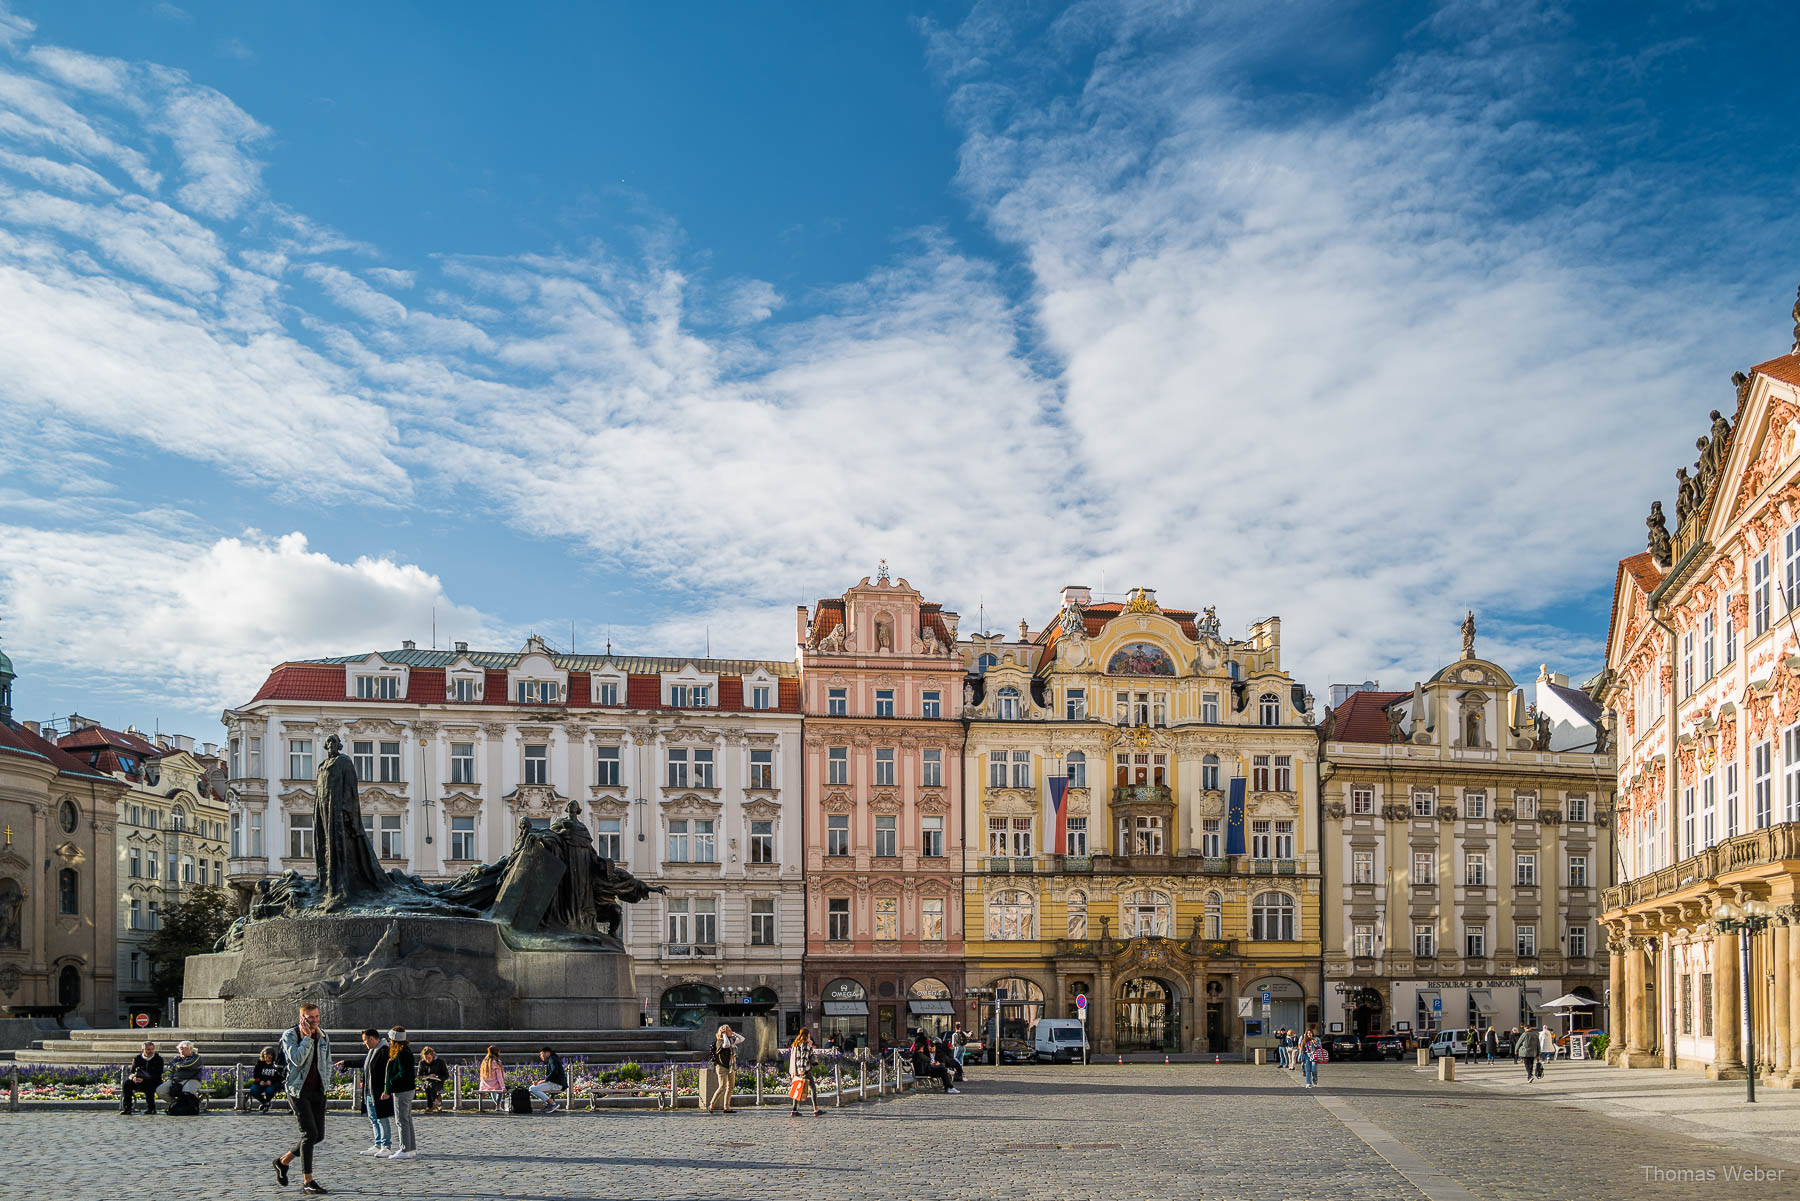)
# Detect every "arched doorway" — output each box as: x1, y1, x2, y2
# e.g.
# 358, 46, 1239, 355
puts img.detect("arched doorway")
1347, 987, 1384, 1035
1115, 976, 1180, 1052
58, 965, 81, 1012
659, 982, 721, 1028
820, 978, 868, 1050
980, 977, 1044, 1050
